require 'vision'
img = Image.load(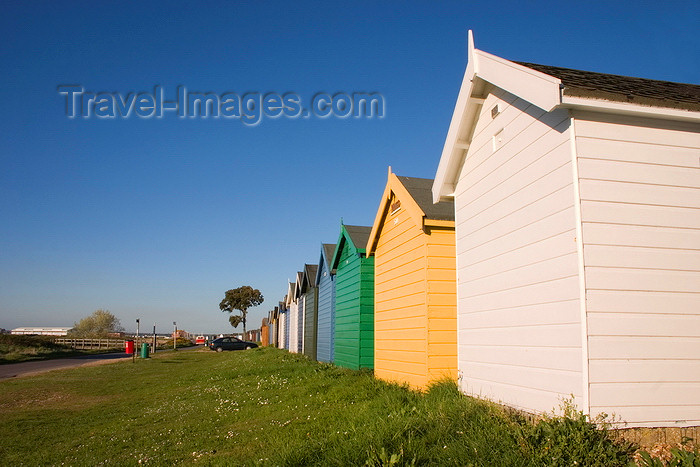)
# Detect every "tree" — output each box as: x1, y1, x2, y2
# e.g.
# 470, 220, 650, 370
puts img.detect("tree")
70, 309, 124, 337
219, 286, 264, 335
